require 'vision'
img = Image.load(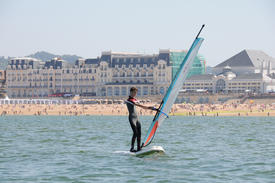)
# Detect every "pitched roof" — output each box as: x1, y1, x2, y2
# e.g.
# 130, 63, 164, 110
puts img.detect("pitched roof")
85, 58, 100, 64
215, 50, 275, 68
246, 50, 275, 68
